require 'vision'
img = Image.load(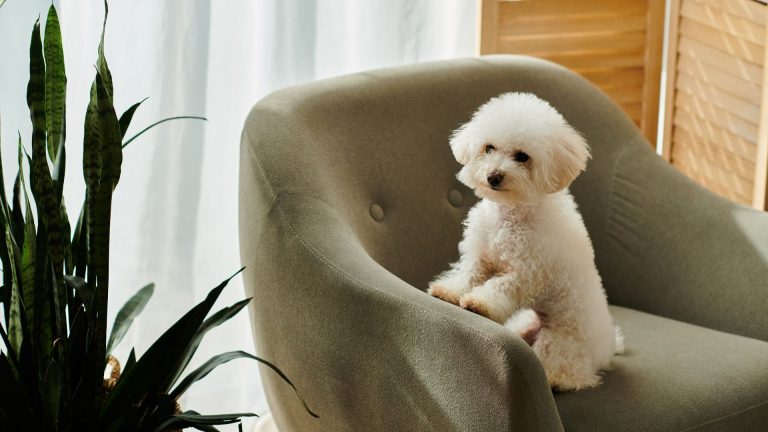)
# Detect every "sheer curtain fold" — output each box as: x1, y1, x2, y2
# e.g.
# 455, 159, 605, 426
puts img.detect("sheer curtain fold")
0, 0, 477, 426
